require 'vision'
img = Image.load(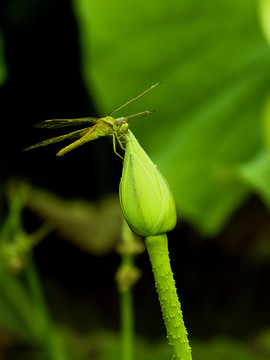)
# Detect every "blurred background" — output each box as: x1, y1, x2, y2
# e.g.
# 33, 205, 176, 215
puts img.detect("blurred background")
1, 0, 270, 359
